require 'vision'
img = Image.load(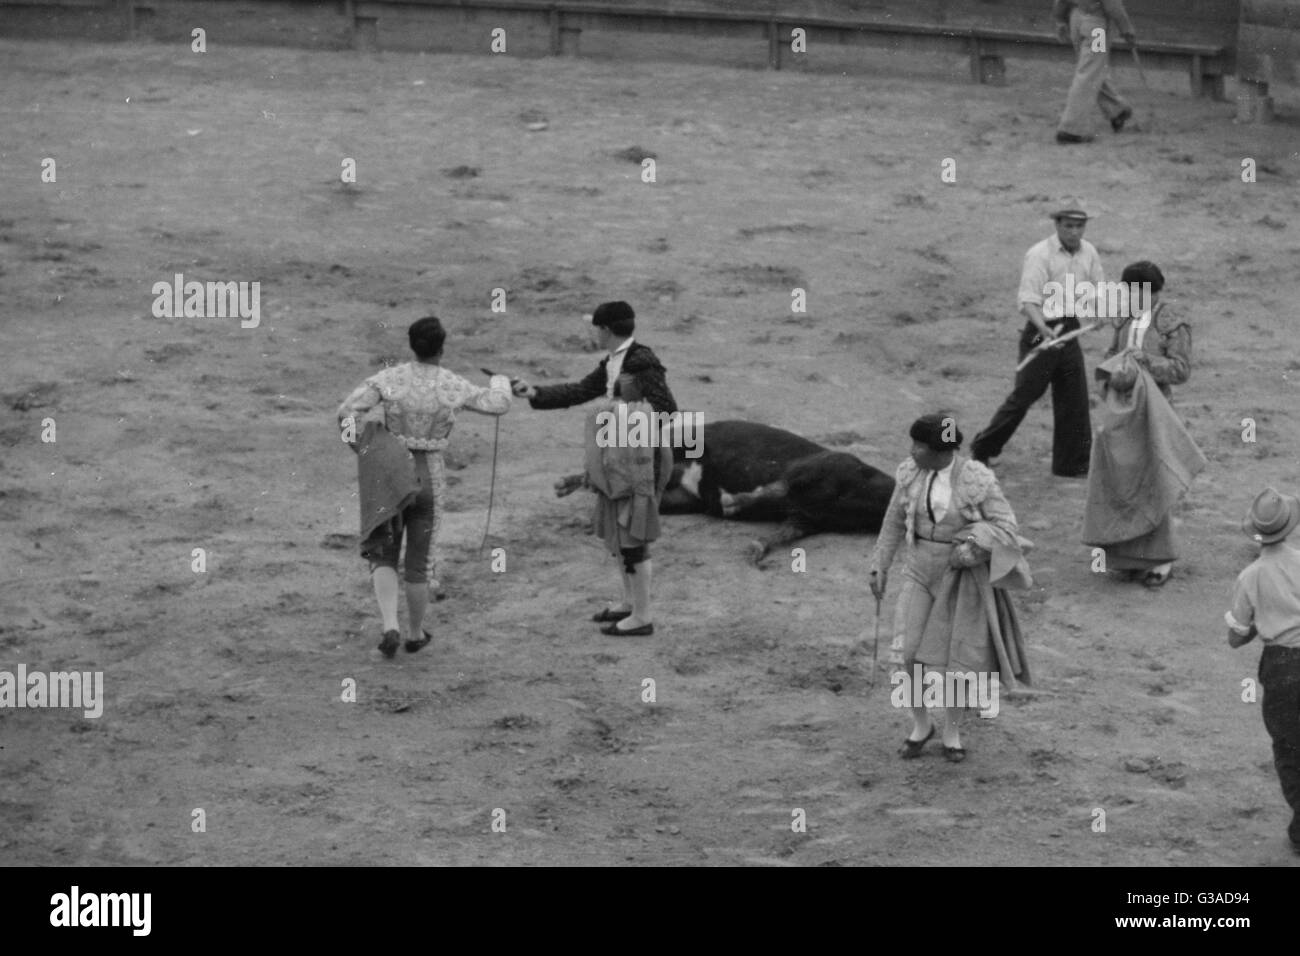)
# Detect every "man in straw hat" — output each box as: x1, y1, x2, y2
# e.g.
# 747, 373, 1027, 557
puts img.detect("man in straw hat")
1052, 0, 1136, 143
1225, 488, 1300, 855
971, 199, 1105, 478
